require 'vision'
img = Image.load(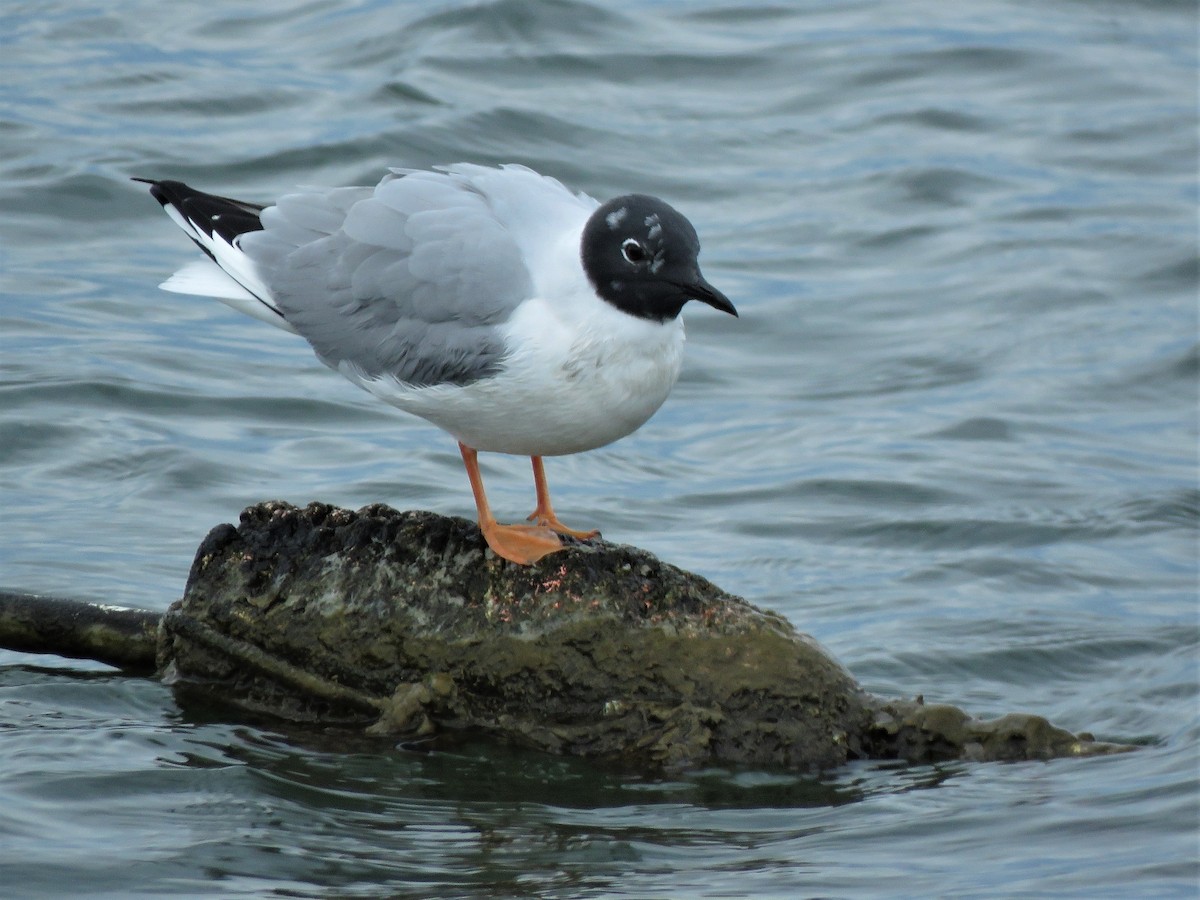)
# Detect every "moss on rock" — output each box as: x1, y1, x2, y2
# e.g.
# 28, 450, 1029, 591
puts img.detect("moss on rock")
155, 501, 1134, 769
